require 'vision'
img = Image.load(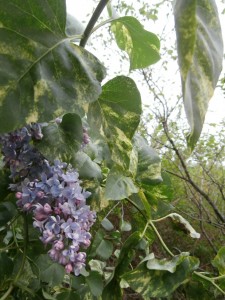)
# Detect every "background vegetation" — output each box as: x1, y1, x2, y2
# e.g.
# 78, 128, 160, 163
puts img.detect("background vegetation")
0, 0, 225, 299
